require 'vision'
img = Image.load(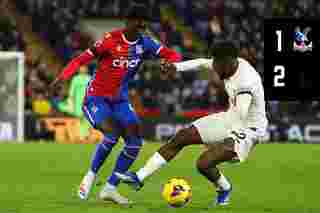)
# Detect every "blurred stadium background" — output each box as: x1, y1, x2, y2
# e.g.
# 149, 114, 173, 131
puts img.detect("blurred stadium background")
1, 1, 320, 213
1, 0, 320, 144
